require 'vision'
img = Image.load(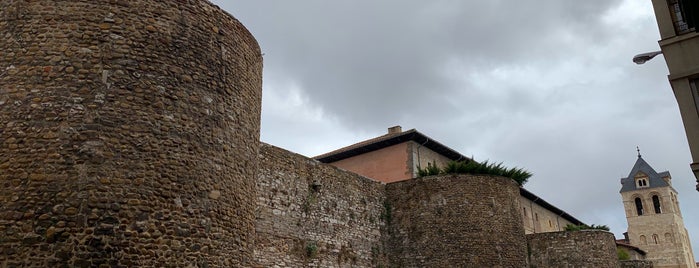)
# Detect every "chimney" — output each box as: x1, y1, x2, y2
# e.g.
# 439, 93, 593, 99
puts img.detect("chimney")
388, 125, 402, 134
